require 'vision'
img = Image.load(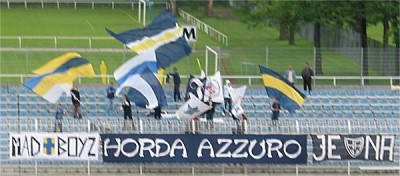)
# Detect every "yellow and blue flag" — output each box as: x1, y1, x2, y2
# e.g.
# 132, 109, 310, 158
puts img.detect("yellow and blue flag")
107, 10, 191, 69
154, 37, 191, 69
24, 52, 95, 103
259, 66, 306, 113
106, 10, 182, 54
